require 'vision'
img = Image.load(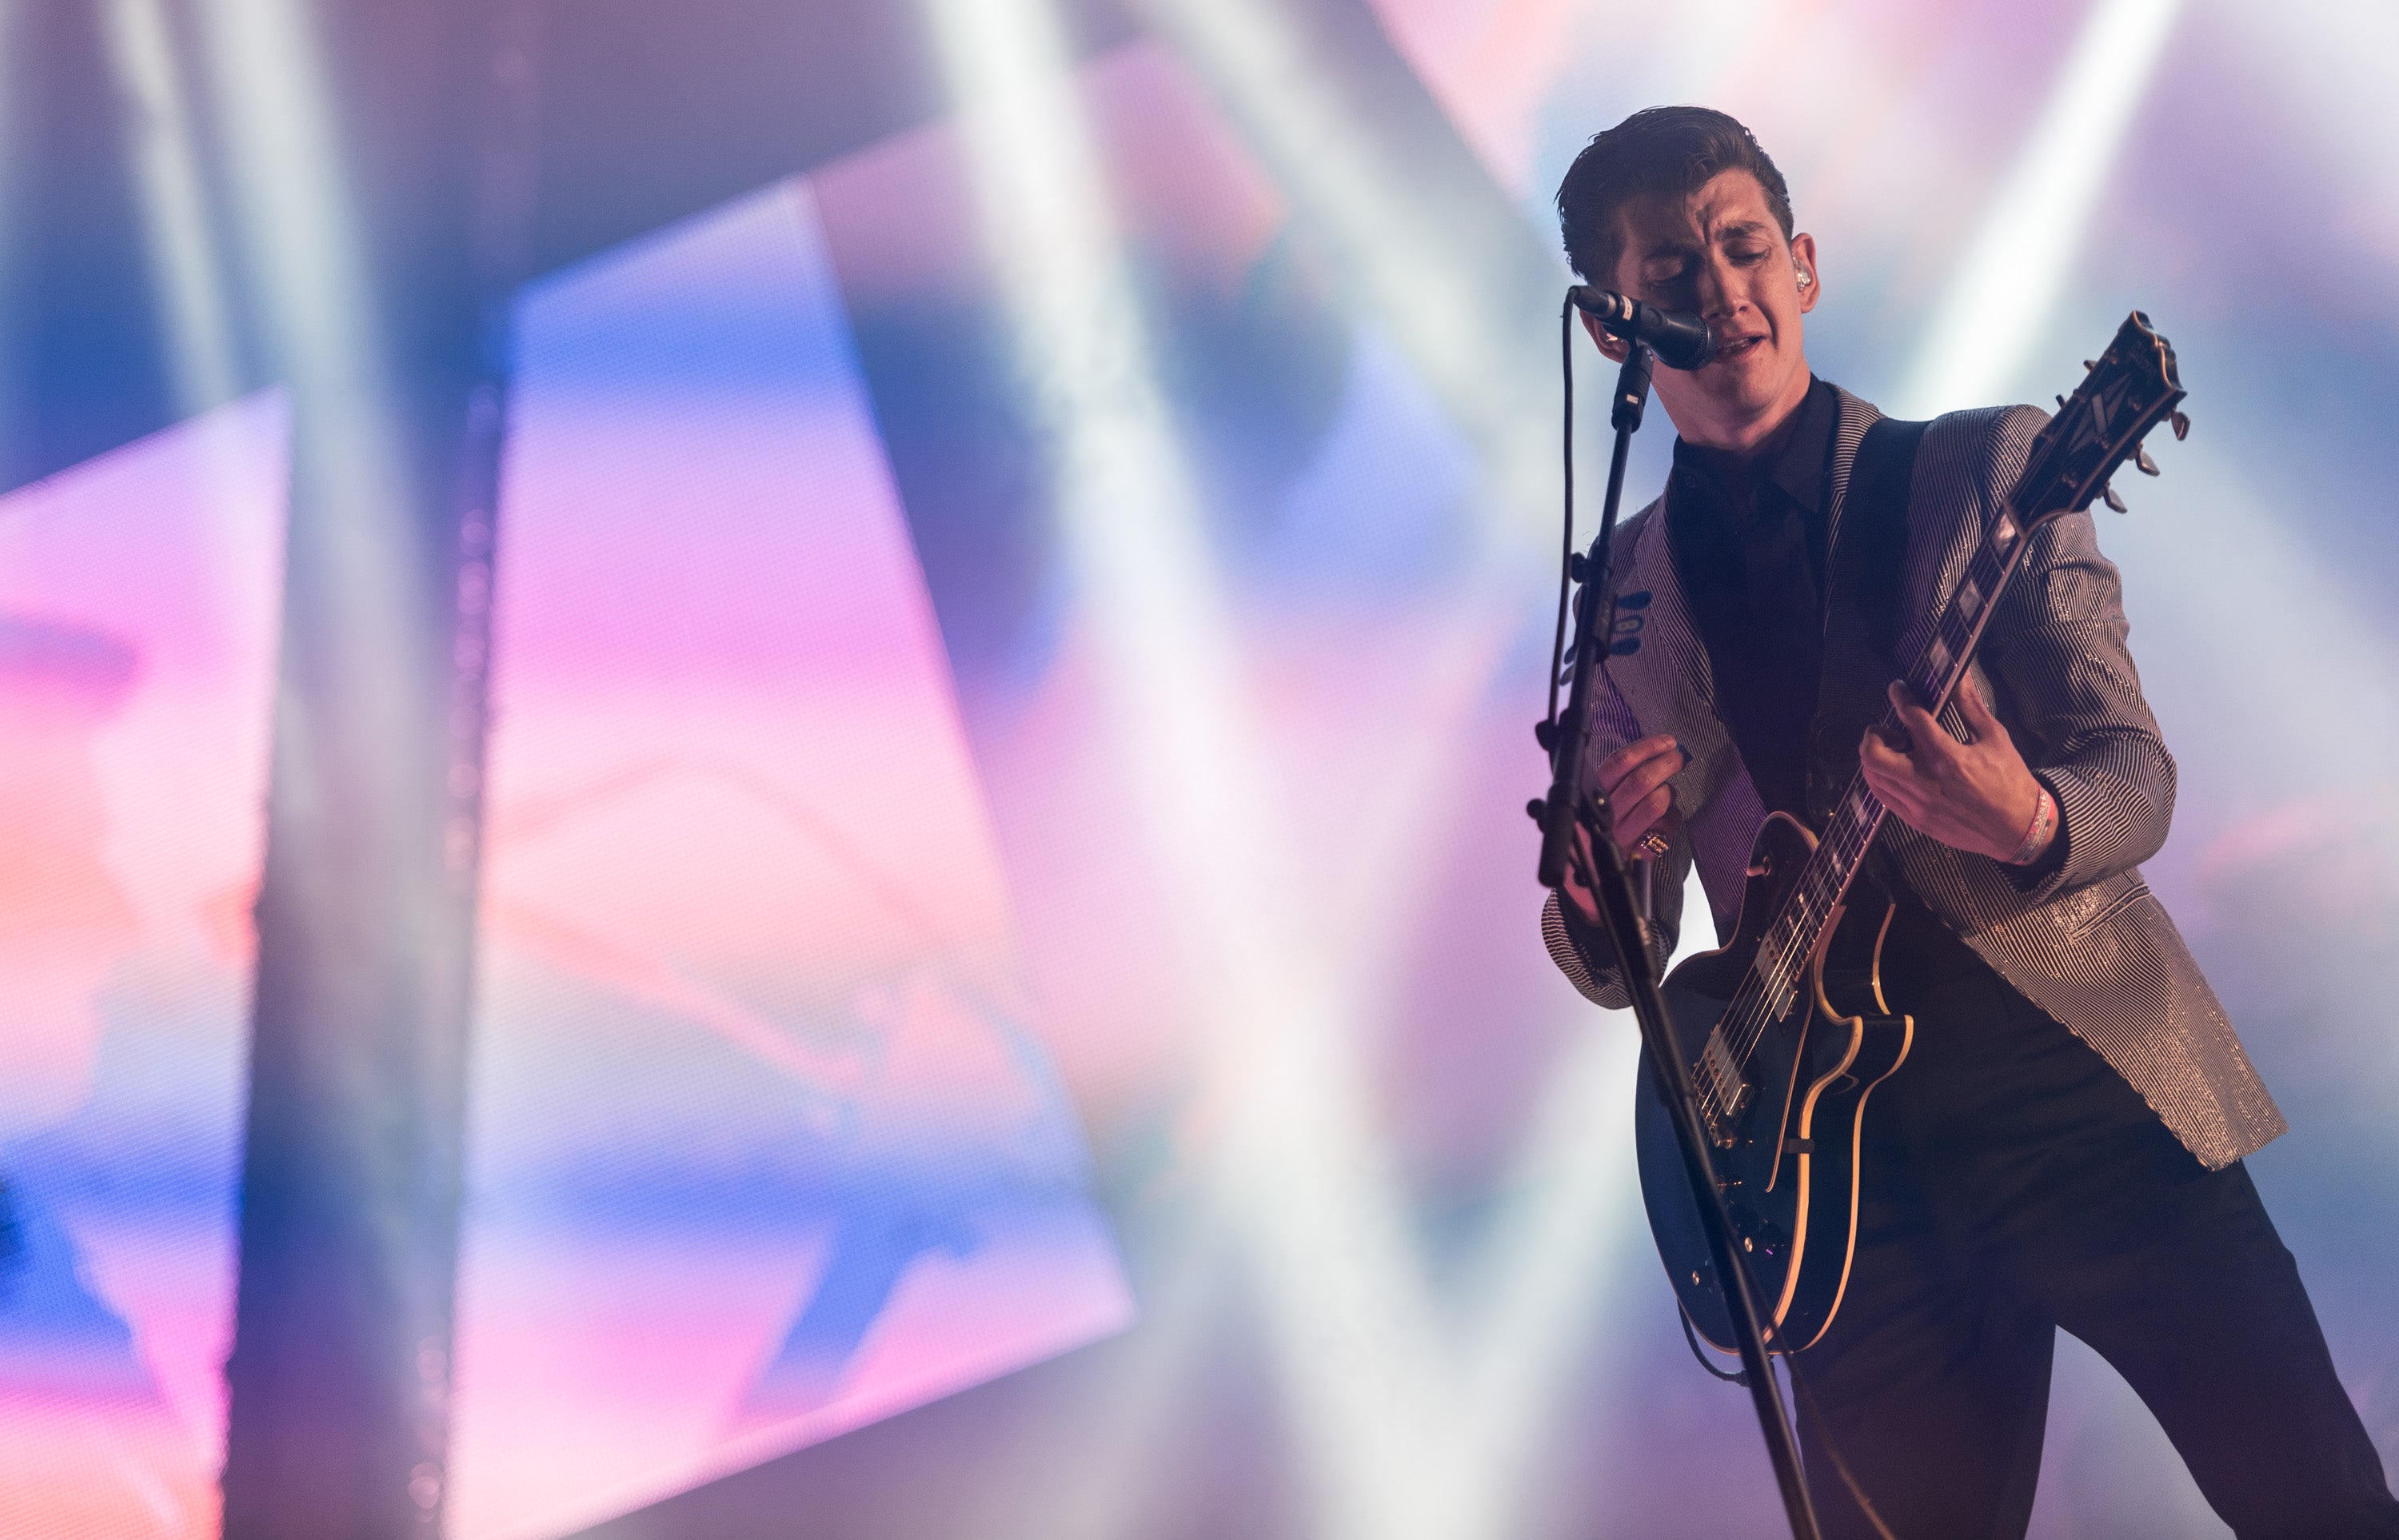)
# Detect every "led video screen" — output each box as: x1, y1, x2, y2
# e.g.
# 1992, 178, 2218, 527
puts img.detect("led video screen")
443, 181, 1132, 1538
0, 394, 288, 1538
